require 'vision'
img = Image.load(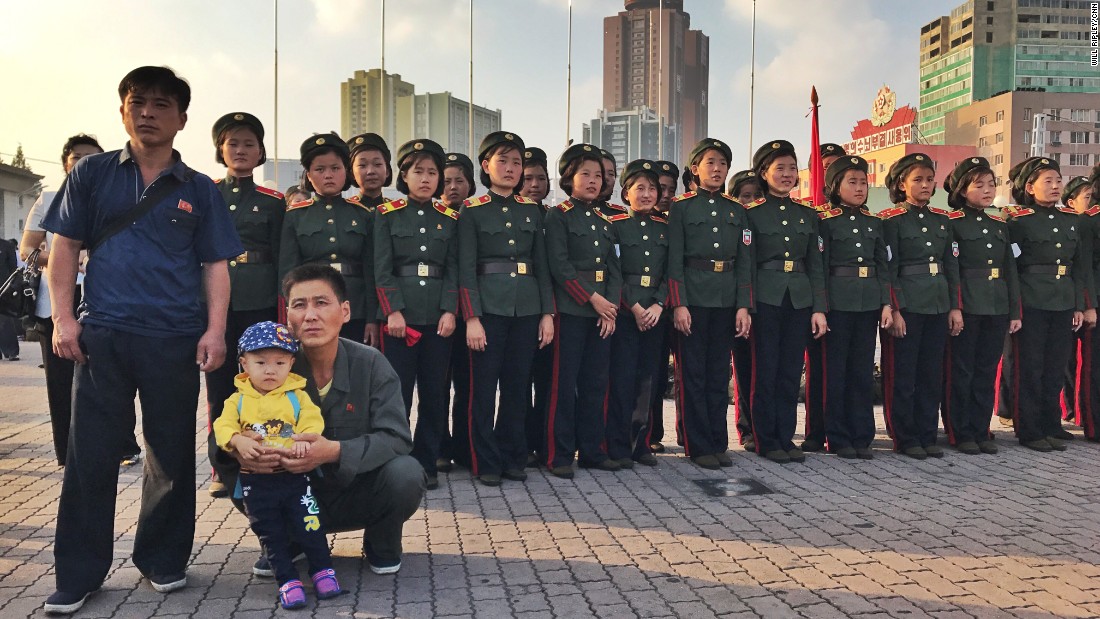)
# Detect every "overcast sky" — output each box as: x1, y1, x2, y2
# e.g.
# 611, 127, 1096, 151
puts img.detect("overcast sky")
2, 0, 963, 191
